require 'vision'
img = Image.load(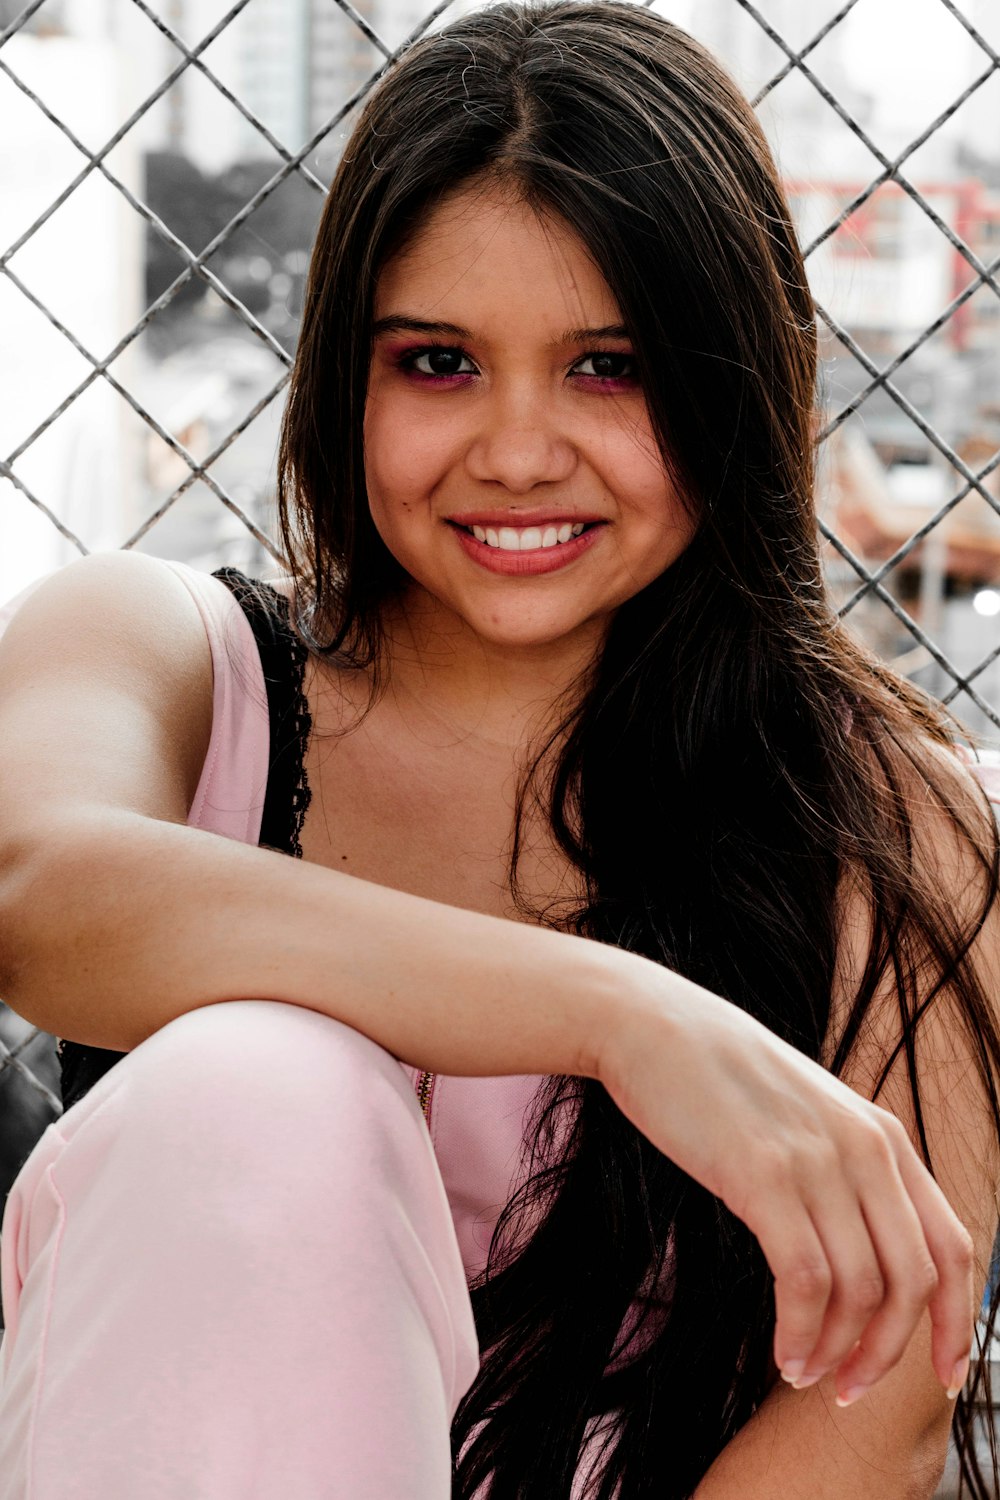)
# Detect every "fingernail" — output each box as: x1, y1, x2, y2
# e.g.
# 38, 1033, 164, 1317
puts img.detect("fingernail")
780, 1360, 805, 1384
946, 1357, 970, 1399
790, 1372, 823, 1390
835, 1384, 868, 1408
